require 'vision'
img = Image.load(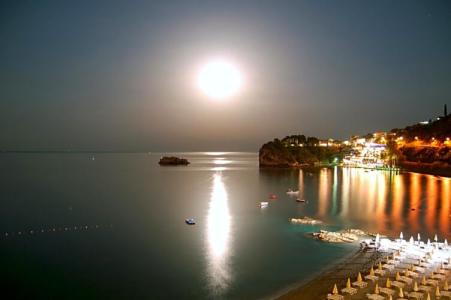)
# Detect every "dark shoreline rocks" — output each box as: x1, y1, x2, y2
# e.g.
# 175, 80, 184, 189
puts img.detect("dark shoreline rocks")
311, 229, 371, 243
158, 156, 190, 166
